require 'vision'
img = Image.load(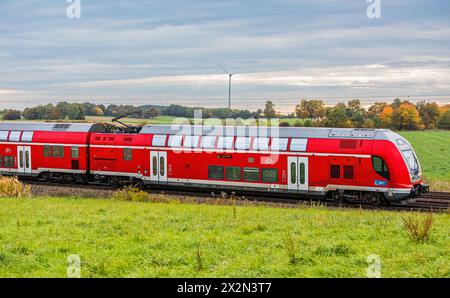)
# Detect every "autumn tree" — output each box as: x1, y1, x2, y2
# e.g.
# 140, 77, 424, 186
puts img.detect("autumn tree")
395, 103, 424, 130
379, 105, 394, 128
295, 99, 325, 120
416, 101, 440, 129
263, 101, 276, 118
